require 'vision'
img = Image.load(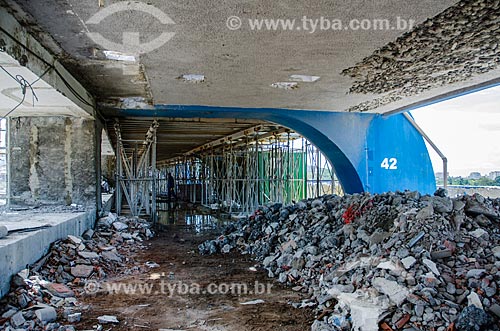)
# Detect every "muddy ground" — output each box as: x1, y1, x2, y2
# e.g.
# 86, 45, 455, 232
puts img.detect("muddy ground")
76, 211, 315, 330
